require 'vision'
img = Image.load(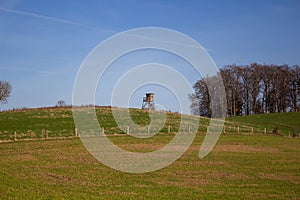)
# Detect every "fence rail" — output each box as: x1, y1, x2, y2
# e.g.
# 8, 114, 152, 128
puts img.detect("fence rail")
1, 123, 299, 143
